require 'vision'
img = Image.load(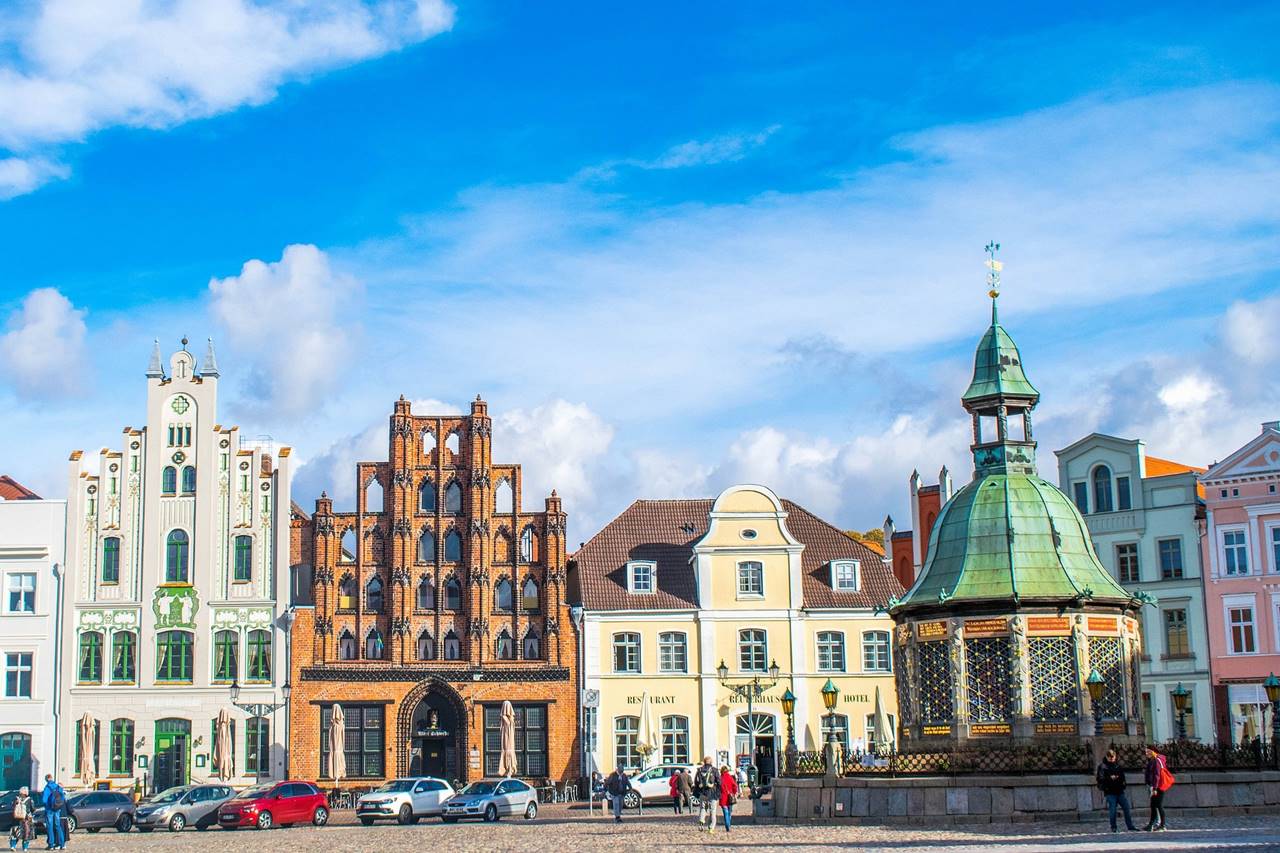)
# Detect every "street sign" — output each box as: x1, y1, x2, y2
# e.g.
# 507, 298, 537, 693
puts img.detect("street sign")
583, 689, 600, 708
